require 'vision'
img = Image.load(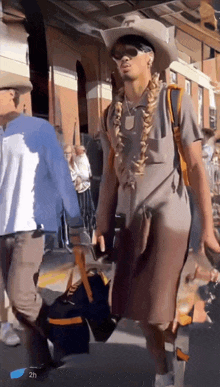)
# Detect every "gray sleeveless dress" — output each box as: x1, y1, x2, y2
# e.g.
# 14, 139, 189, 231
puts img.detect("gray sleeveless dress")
96, 83, 202, 324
